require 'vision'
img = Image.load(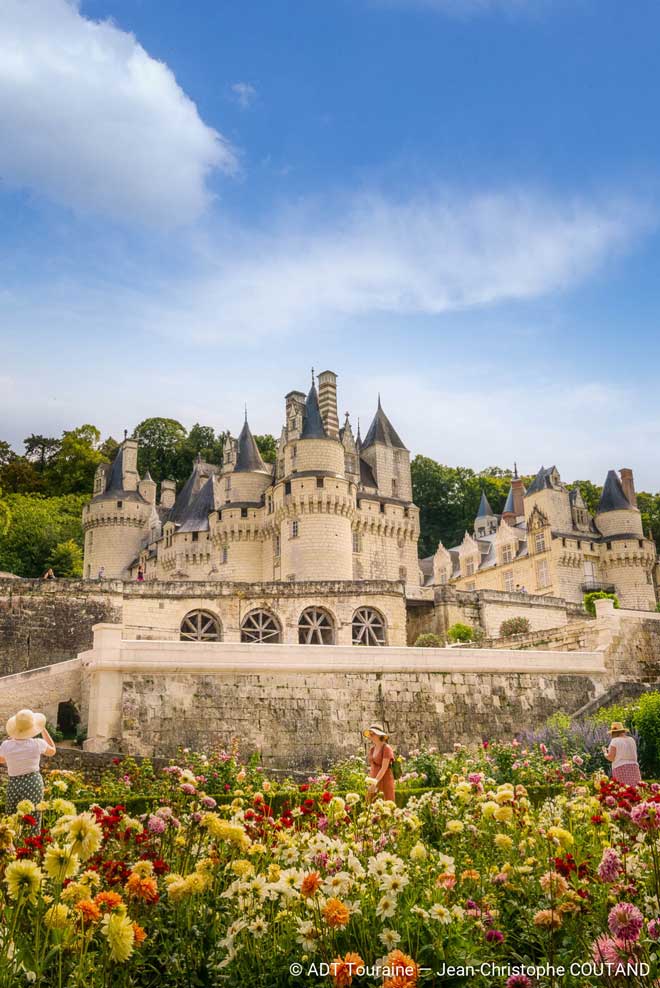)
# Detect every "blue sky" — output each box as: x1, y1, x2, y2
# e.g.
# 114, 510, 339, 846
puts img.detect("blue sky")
2, 0, 660, 487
